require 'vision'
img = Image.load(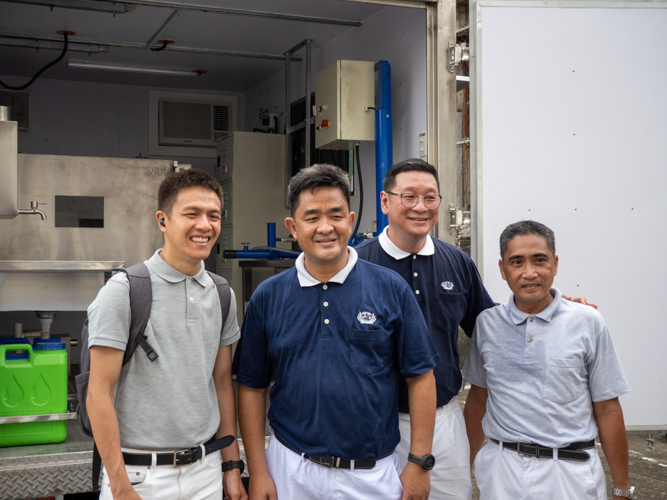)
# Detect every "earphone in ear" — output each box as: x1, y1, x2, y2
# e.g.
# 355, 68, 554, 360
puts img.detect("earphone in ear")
160, 219, 165, 227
